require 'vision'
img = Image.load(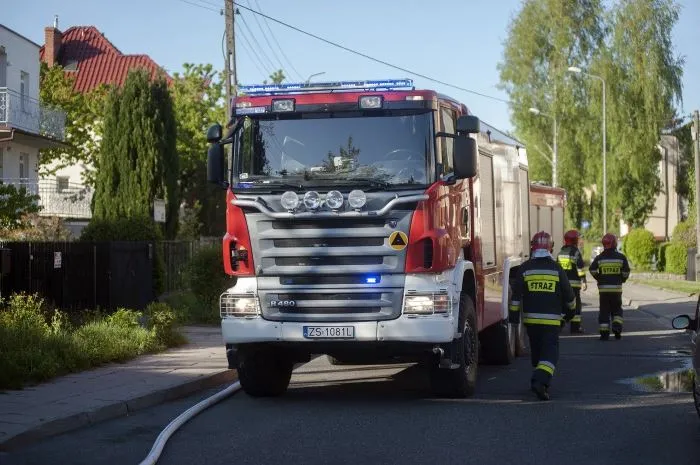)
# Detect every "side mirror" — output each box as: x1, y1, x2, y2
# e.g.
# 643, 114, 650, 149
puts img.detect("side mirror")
671, 315, 692, 330
207, 123, 223, 143
457, 115, 480, 134
207, 143, 225, 186
453, 135, 477, 179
